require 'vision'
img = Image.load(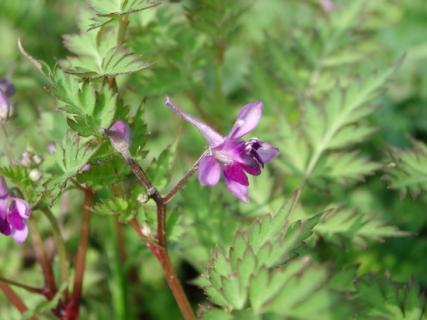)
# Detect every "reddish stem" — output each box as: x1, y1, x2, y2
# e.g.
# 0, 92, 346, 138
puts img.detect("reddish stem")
29, 220, 57, 299
62, 187, 93, 319
0, 277, 45, 295
124, 157, 195, 320
0, 282, 37, 319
